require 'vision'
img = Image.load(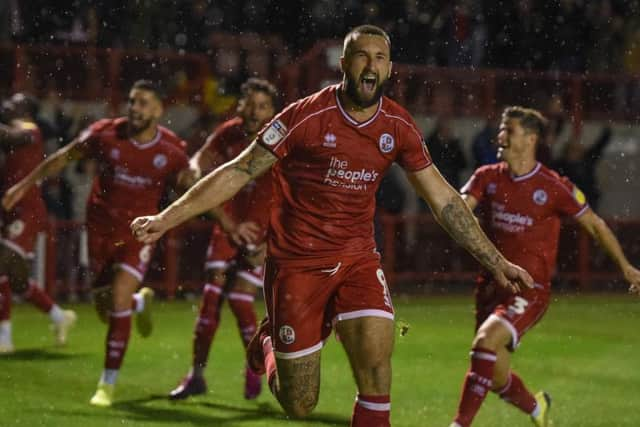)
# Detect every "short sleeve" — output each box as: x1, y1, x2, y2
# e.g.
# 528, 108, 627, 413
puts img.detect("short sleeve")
554, 176, 589, 218
460, 168, 488, 203
76, 119, 109, 156
257, 101, 300, 159
171, 148, 190, 173
395, 117, 432, 172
